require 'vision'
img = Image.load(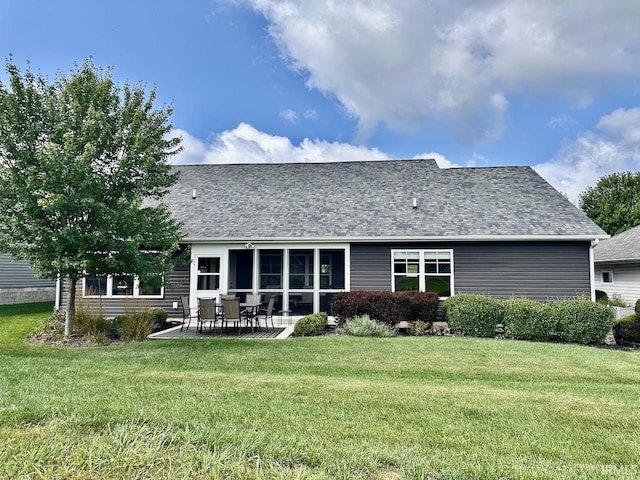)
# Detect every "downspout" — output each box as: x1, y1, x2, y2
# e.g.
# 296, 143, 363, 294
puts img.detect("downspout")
589, 239, 599, 302
54, 274, 61, 311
